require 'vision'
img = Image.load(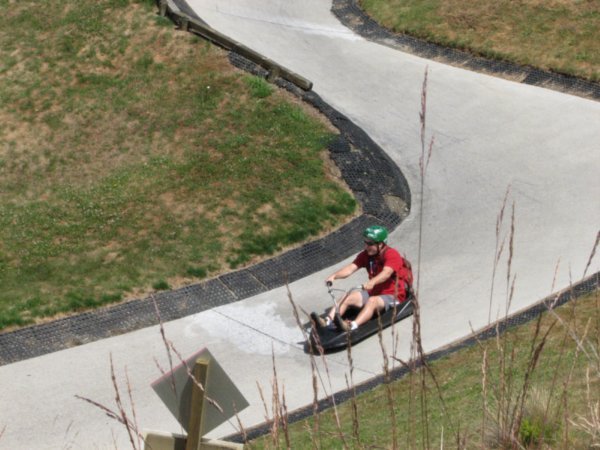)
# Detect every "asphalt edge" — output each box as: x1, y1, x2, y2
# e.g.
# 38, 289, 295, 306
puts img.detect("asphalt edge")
0, 5, 411, 367
332, 0, 600, 102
